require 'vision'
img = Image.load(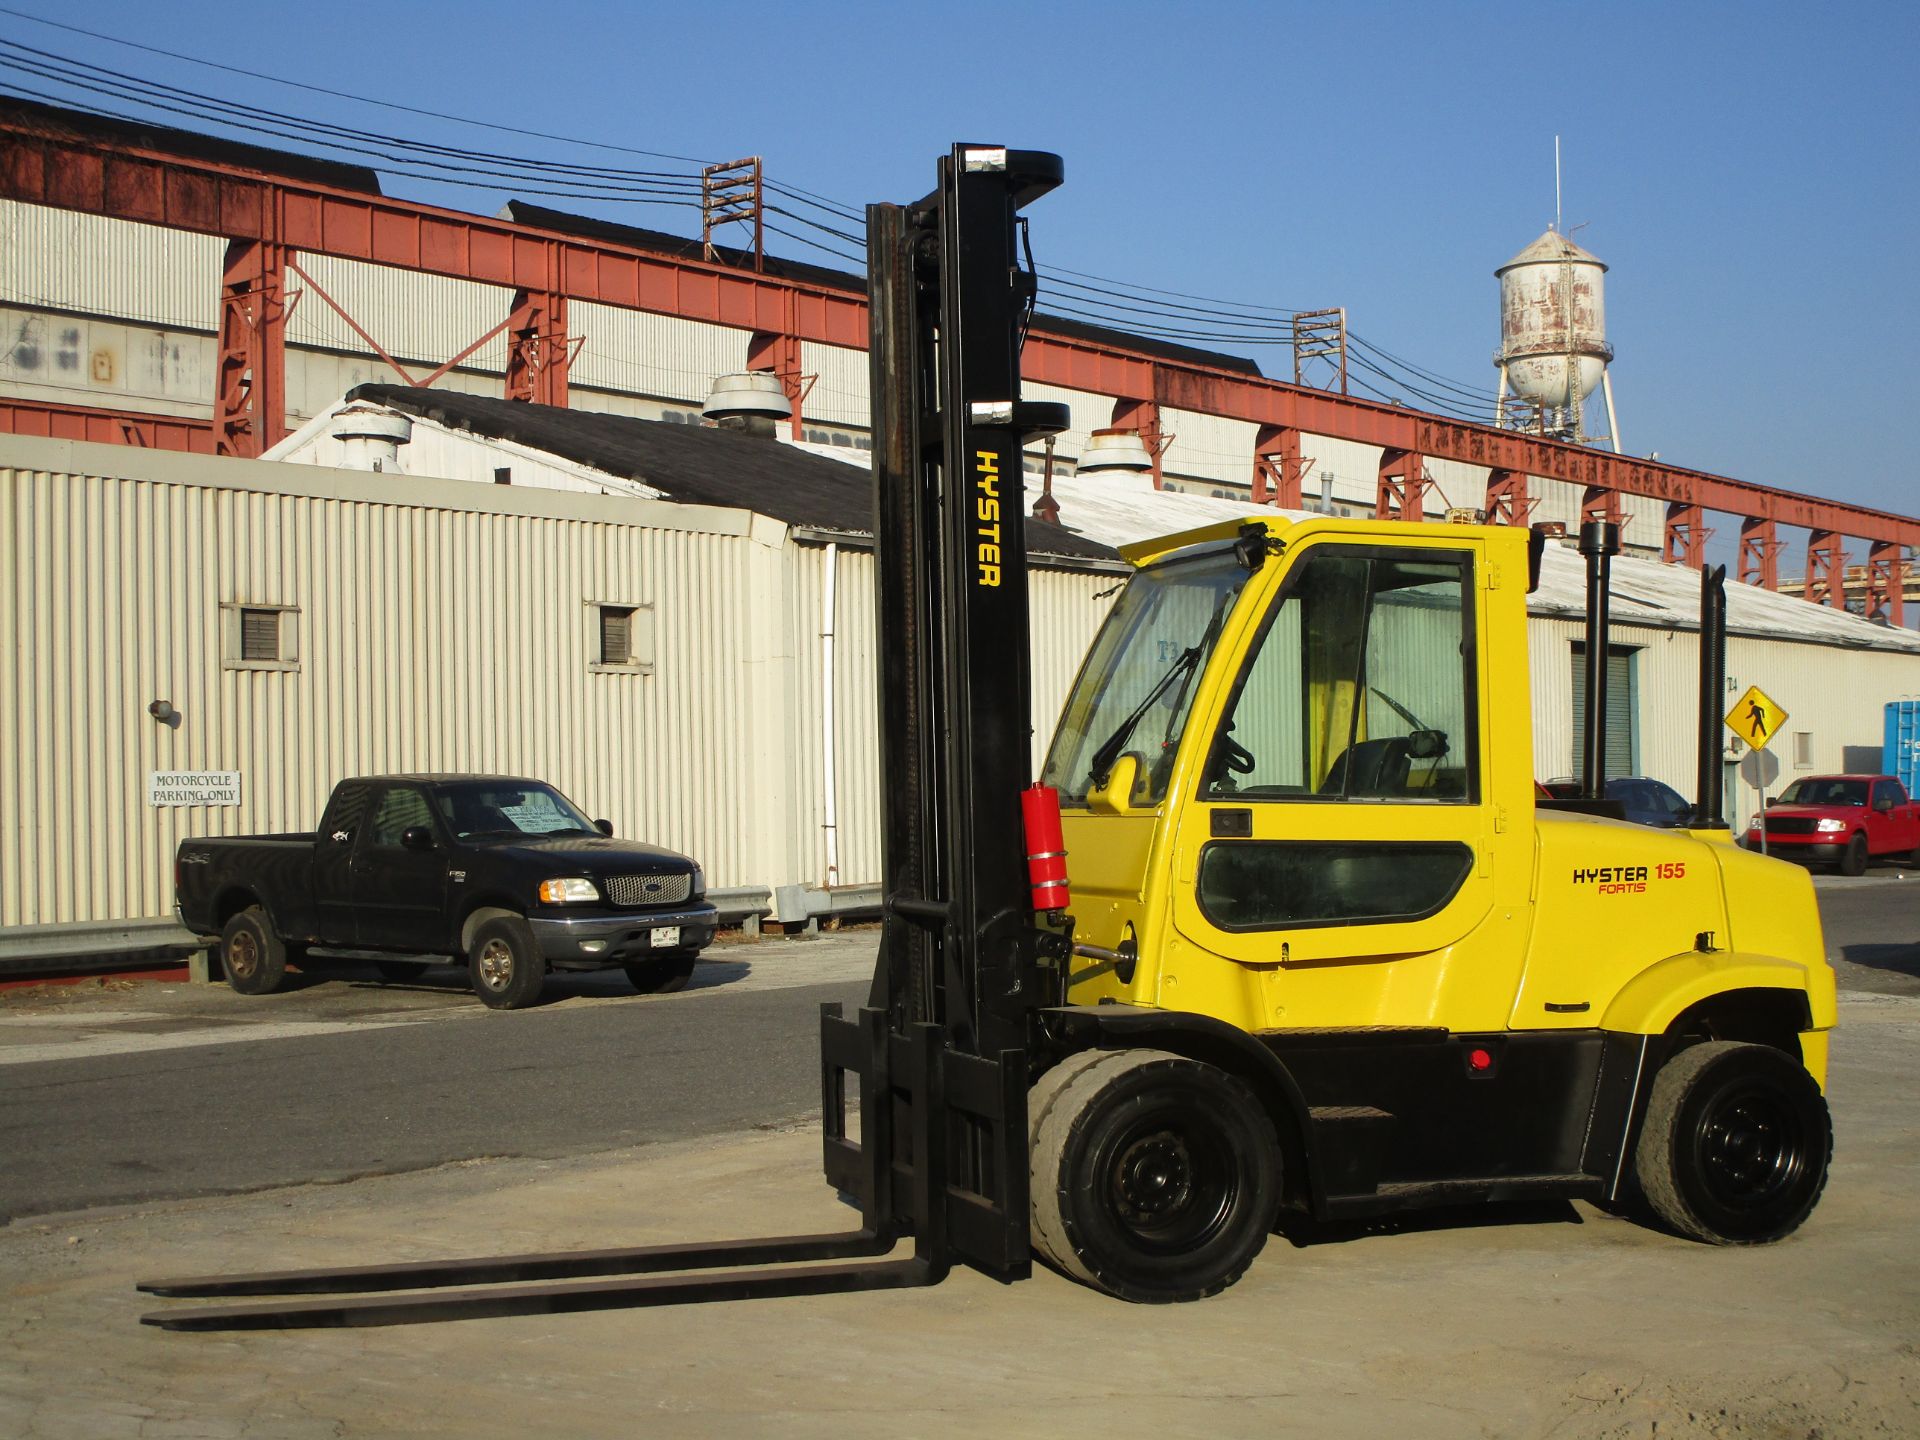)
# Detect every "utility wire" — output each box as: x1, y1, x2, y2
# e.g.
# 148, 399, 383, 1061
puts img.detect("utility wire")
0, 18, 1505, 420
0, 3, 717, 166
